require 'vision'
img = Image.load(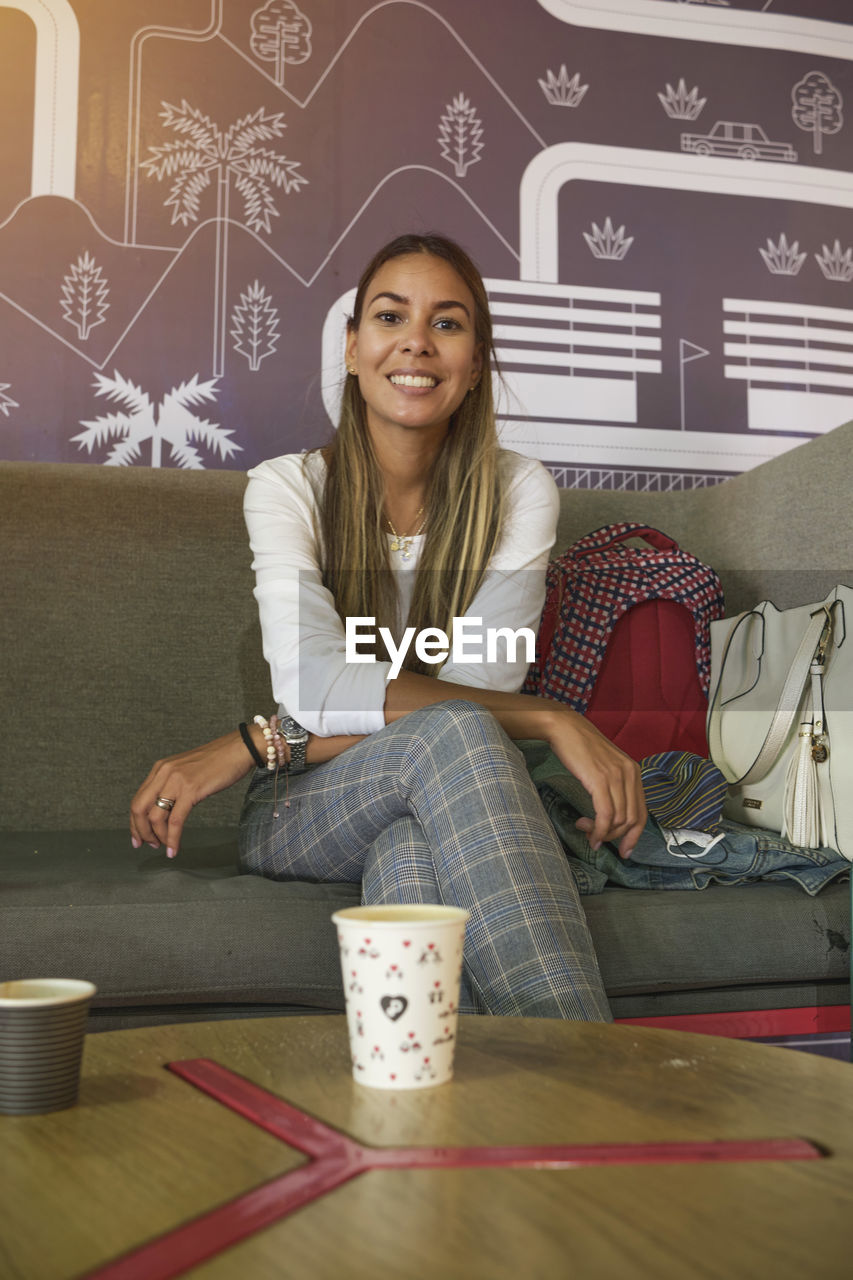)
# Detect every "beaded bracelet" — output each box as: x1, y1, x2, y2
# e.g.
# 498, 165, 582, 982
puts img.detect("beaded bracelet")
253, 714, 278, 770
